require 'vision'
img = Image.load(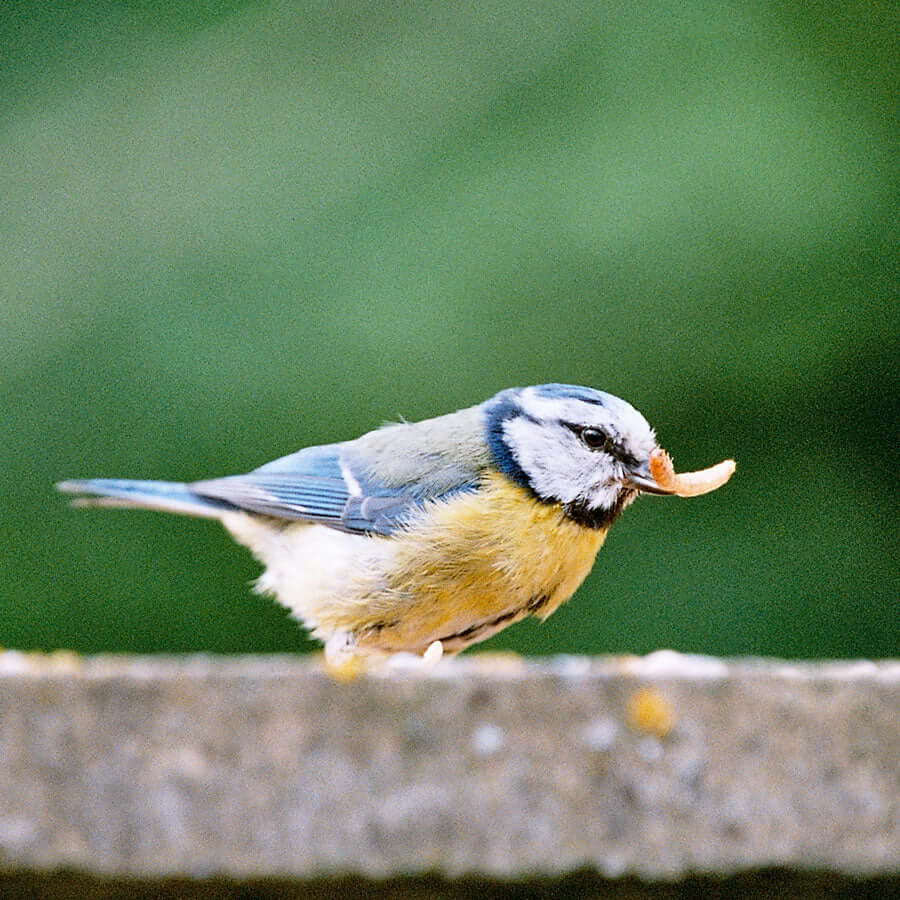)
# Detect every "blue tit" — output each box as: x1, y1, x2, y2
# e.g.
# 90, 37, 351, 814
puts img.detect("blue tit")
59, 384, 732, 666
